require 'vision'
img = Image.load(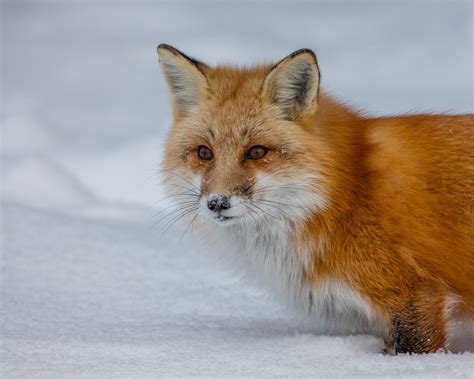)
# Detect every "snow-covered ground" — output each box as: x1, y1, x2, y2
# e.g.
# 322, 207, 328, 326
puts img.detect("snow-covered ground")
1, 1, 473, 377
